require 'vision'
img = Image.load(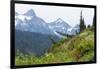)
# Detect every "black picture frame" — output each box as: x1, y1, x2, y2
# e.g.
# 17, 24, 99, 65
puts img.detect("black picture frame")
10, 0, 97, 69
